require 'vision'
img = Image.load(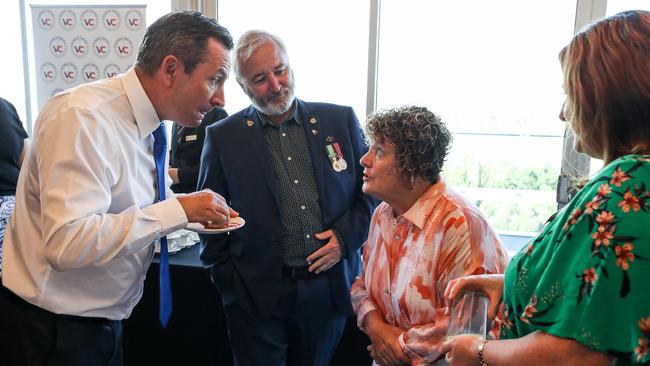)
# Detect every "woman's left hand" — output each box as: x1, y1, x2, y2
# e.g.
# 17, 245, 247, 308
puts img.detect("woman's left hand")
366, 321, 409, 366
439, 334, 483, 366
